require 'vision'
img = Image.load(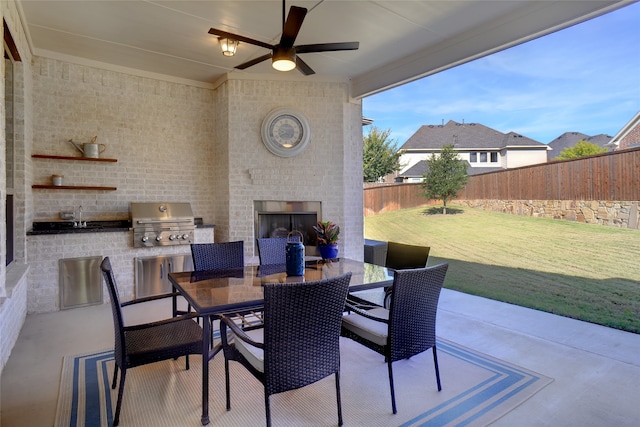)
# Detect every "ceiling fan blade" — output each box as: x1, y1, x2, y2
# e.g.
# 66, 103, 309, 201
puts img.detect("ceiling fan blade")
235, 53, 273, 70
280, 6, 307, 48
295, 42, 360, 54
208, 28, 274, 50
295, 56, 315, 76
